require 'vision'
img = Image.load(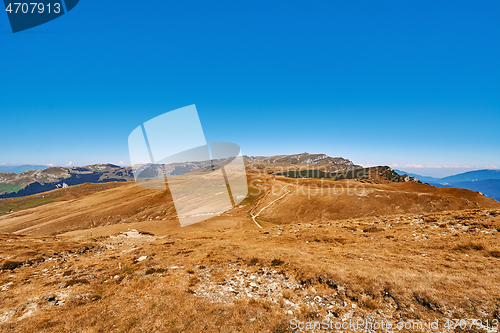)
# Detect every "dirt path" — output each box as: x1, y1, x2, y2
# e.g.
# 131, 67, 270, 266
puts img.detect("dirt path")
251, 183, 292, 228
